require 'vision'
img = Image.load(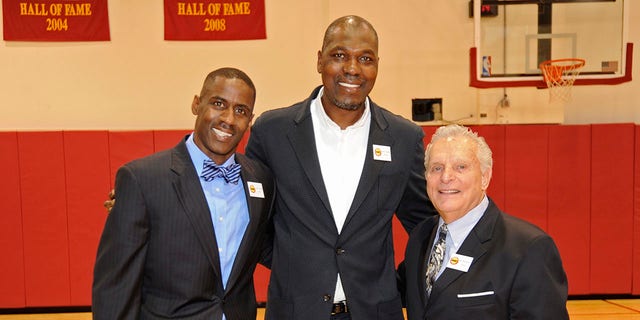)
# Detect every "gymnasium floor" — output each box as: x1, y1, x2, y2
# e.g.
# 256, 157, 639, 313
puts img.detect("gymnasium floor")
0, 299, 639, 319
